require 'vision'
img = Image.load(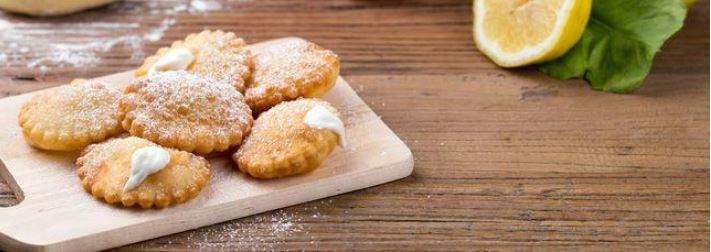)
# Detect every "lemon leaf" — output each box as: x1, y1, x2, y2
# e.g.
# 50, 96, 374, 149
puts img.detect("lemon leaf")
538, 0, 686, 93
